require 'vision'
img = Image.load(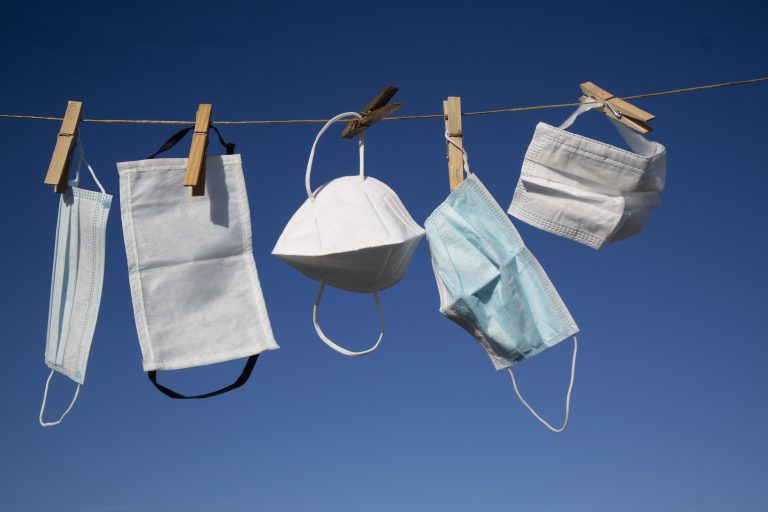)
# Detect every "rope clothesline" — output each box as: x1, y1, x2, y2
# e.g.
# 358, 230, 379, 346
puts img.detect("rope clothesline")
1, 77, 766, 126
